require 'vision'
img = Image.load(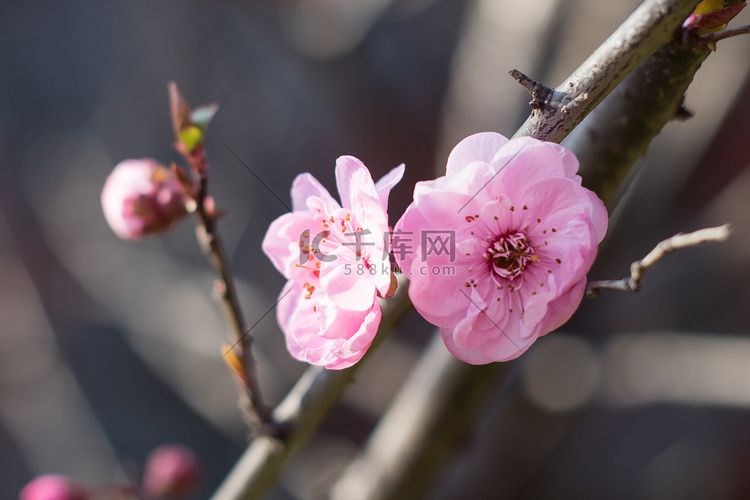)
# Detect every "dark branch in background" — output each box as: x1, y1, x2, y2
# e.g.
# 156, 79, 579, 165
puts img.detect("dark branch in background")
331, 336, 509, 500
564, 38, 710, 203
586, 224, 731, 297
